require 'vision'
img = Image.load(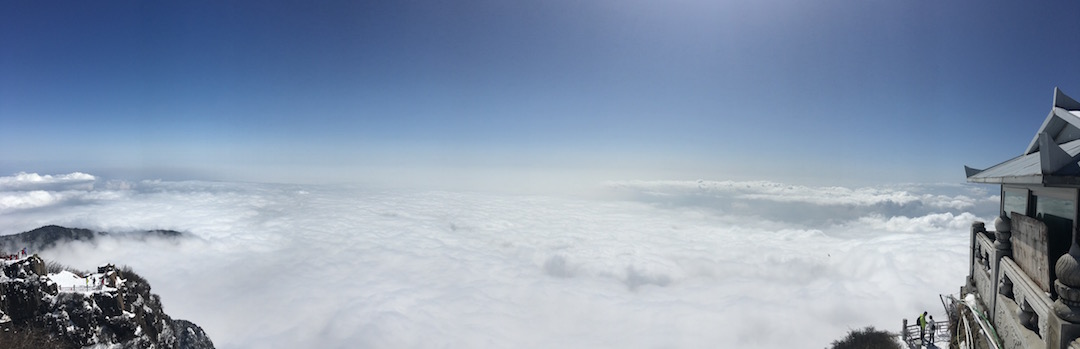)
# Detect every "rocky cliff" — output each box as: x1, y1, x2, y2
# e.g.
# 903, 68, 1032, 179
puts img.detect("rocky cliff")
0, 255, 214, 349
